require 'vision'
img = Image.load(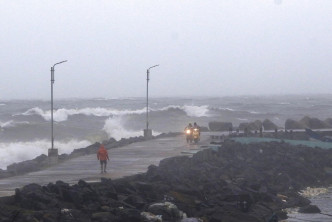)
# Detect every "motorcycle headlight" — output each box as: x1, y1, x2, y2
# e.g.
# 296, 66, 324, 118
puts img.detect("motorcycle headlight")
186, 130, 191, 134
